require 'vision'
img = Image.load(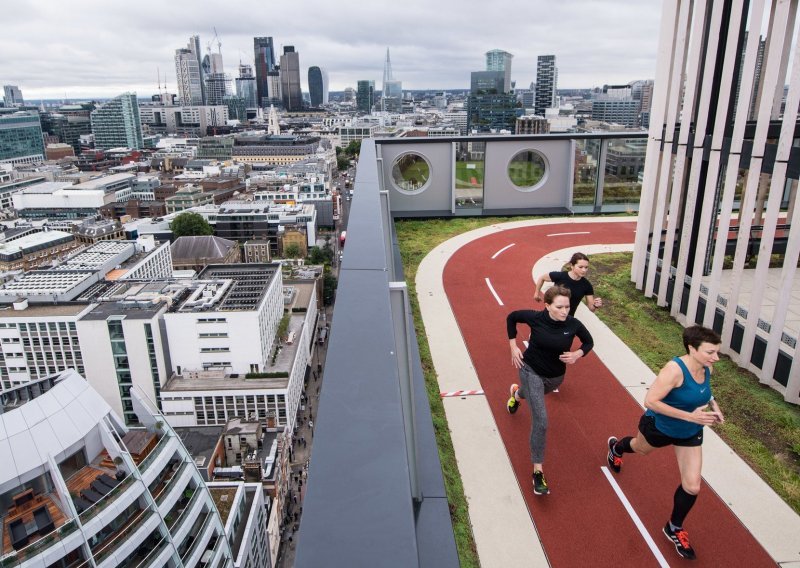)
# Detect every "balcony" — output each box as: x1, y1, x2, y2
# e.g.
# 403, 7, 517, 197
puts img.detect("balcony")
91, 508, 159, 567
0, 489, 75, 566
